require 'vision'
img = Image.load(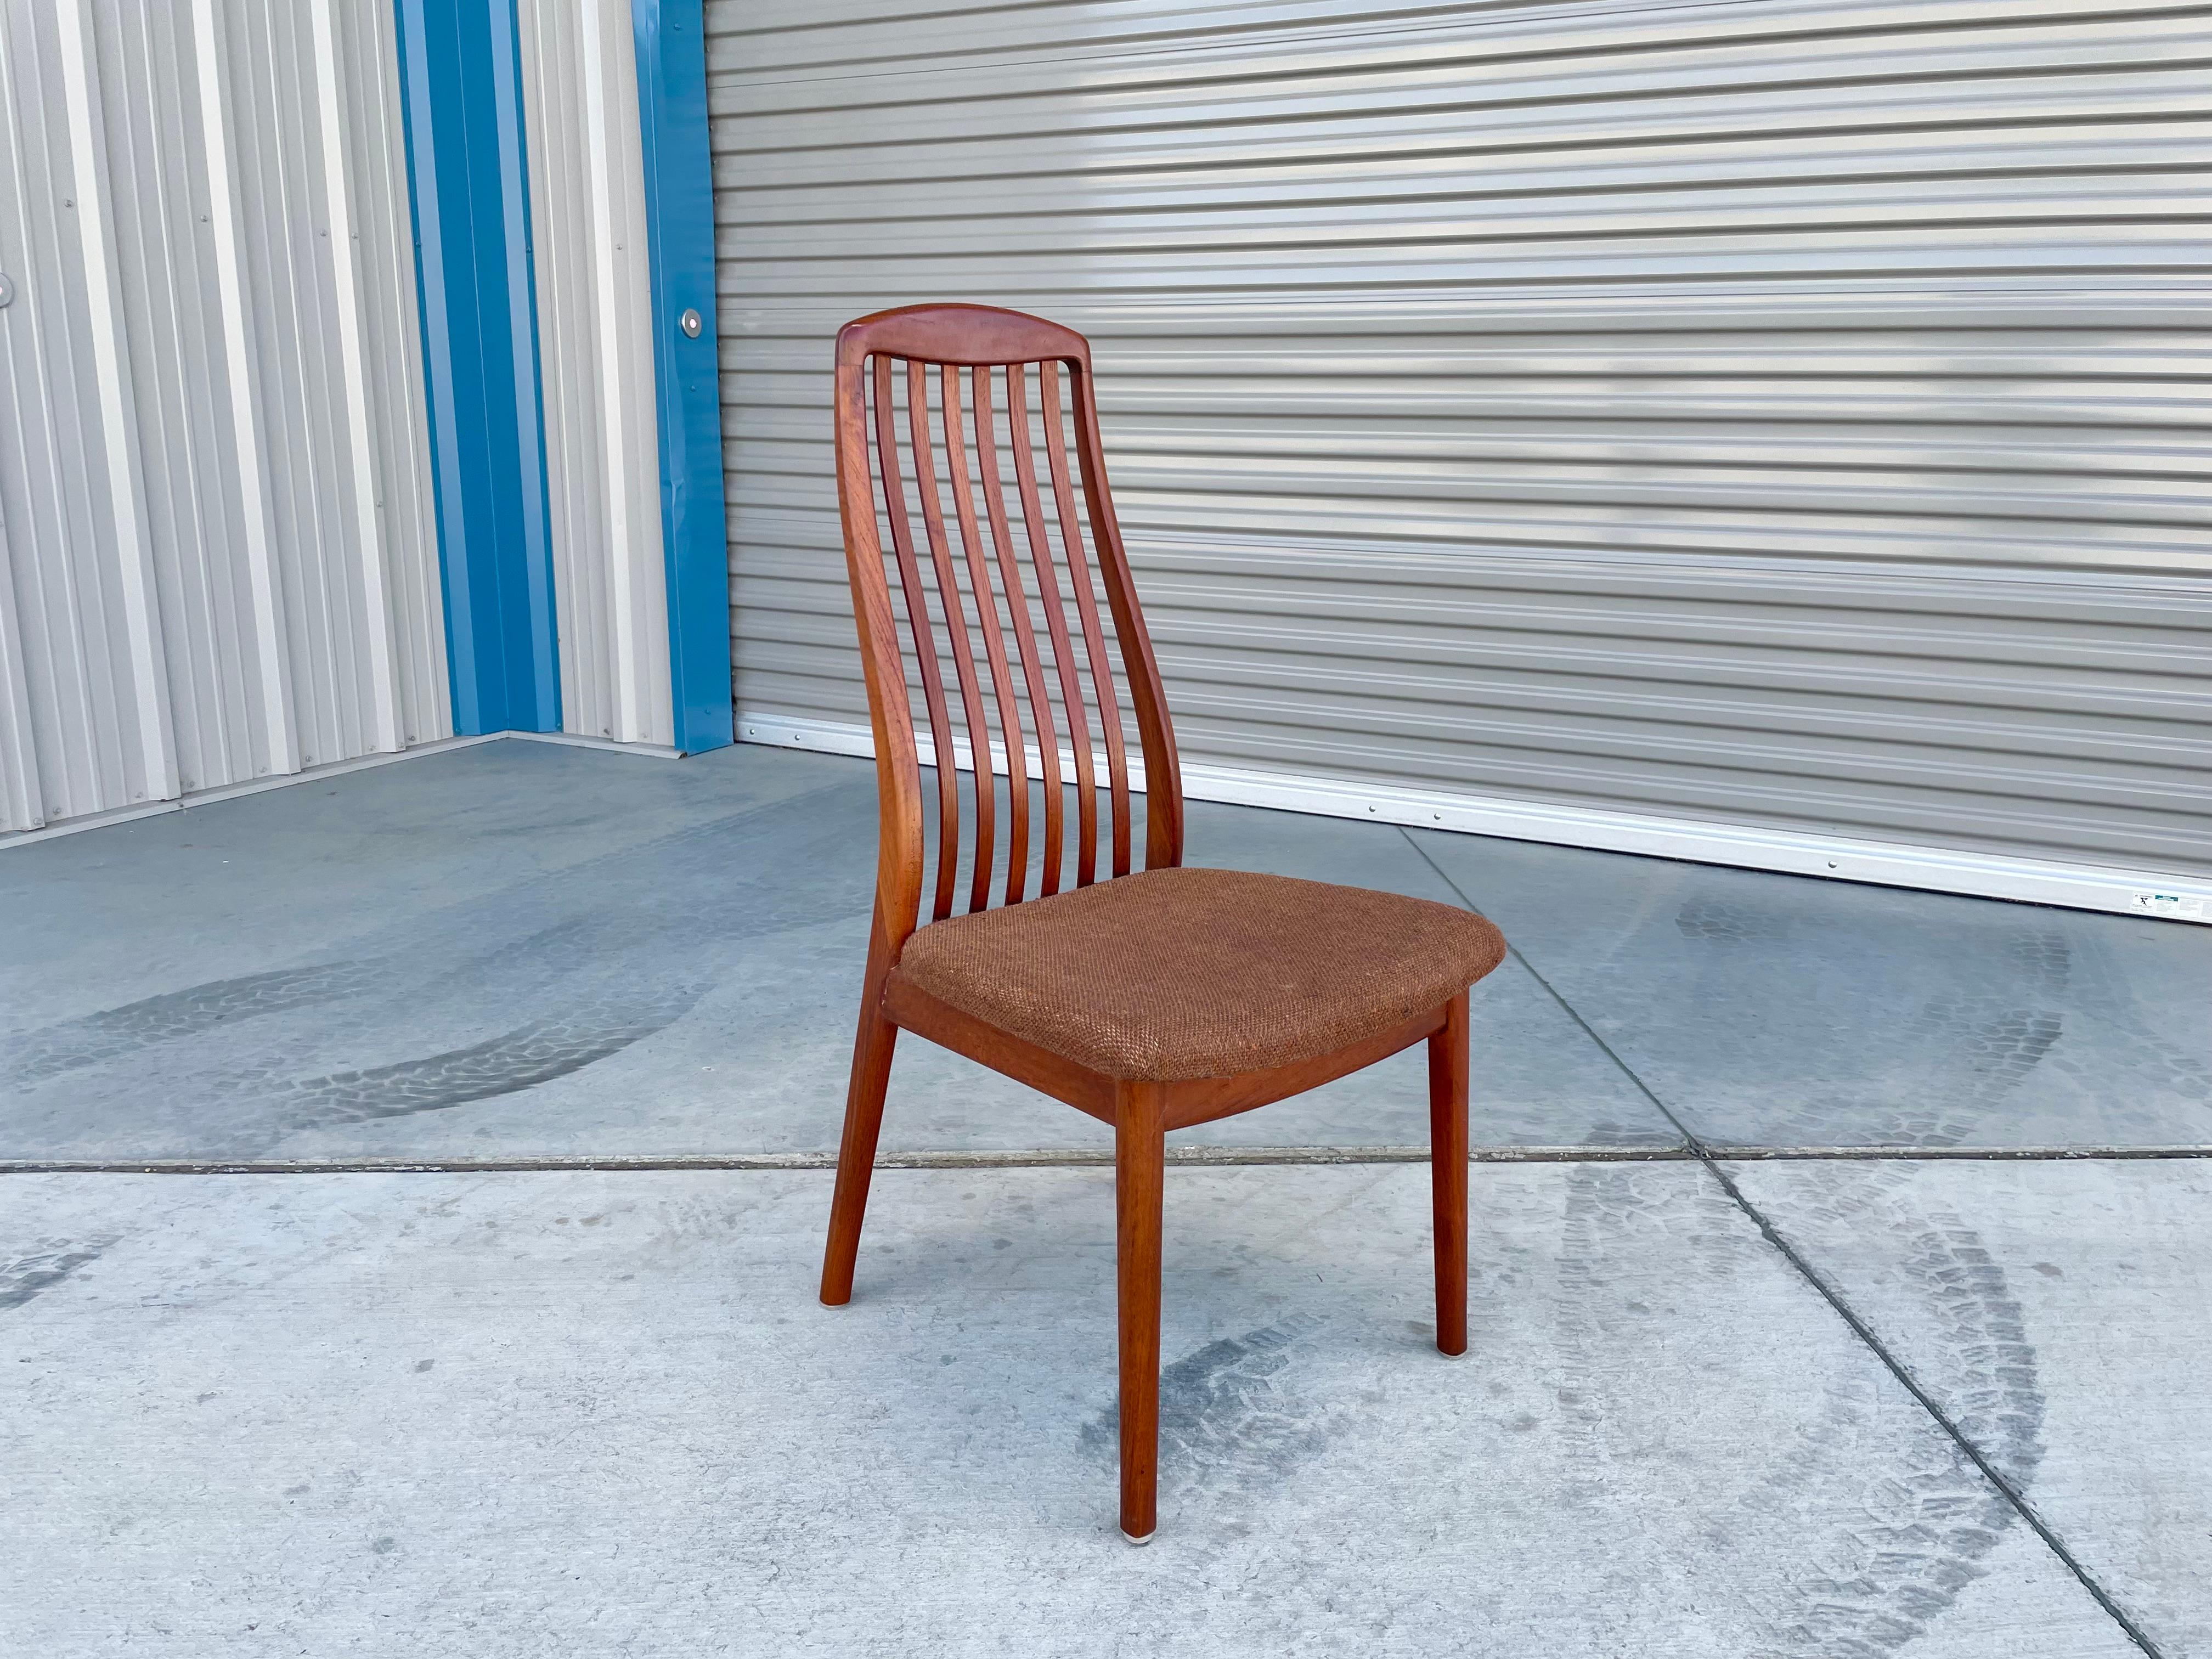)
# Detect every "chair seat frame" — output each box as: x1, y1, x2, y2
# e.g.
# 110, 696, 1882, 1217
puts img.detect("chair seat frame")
816, 304, 1471, 1542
